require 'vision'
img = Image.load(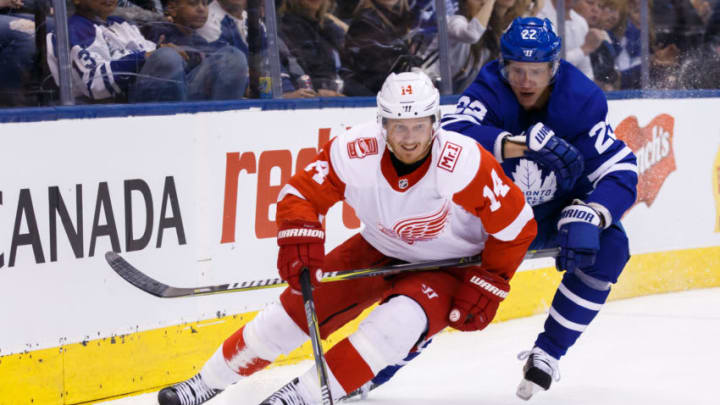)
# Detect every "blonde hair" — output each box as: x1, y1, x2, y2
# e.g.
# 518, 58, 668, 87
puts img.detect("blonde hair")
601, 0, 627, 38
